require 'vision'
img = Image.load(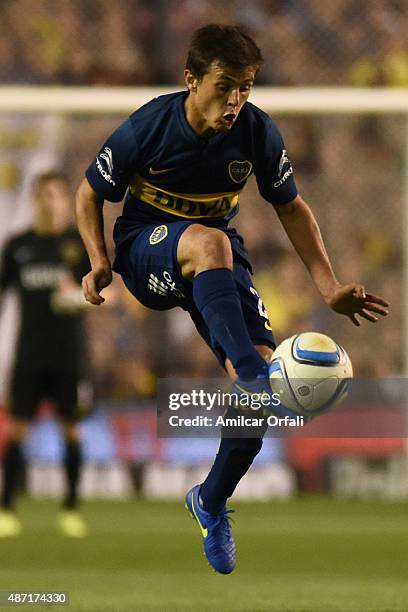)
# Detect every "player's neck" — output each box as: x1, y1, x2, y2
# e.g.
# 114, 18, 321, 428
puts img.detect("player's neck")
34, 220, 68, 236
184, 95, 216, 138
